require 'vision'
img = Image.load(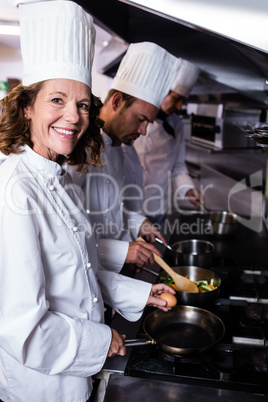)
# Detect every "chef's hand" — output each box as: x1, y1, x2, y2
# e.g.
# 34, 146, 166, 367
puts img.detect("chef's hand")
125, 240, 161, 267
186, 188, 204, 209
147, 283, 176, 312
138, 218, 167, 245
107, 329, 126, 357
